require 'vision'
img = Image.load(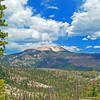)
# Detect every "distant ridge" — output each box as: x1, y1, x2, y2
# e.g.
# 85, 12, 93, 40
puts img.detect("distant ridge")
1, 46, 100, 71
